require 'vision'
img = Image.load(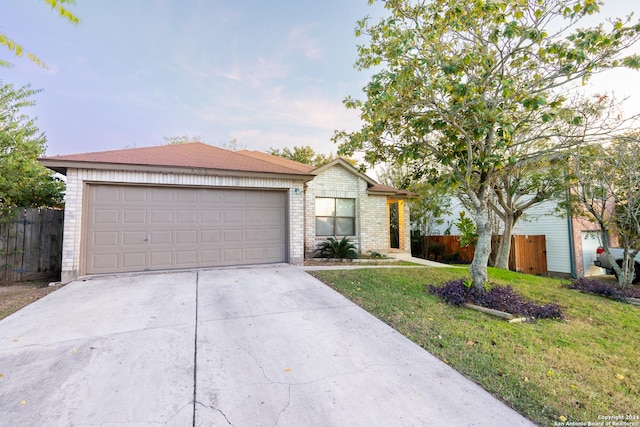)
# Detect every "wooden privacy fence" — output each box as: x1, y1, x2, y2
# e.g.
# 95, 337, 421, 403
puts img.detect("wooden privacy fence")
509, 235, 548, 276
423, 235, 475, 263
0, 208, 64, 282
417, 234, 548, 276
